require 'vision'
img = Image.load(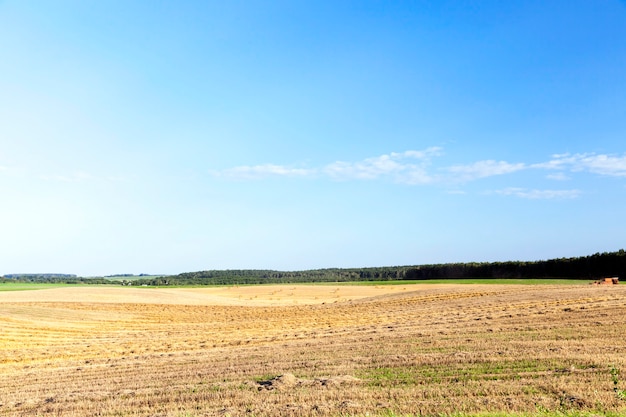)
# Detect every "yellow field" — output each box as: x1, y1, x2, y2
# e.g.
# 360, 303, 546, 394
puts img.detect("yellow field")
1, 284, 626, 416
0, 284, 412, 306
